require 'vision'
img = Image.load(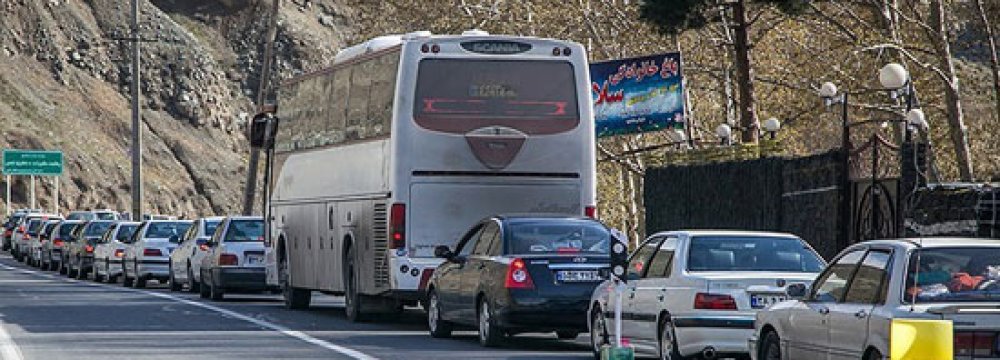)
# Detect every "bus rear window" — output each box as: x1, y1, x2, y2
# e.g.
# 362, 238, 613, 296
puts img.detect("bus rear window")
413, 59, 580, 135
